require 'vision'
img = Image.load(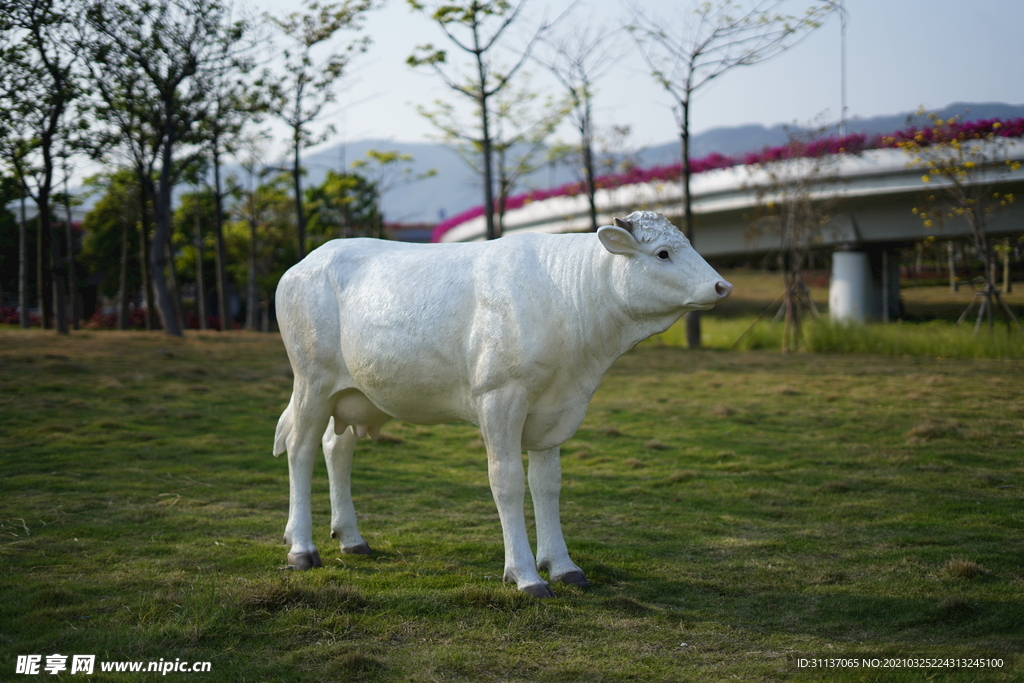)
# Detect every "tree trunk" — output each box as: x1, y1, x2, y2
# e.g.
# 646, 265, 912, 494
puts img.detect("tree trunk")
582, 103, 598, 232
480, 107, 497, 240
585, 127, 598, 229
165, 229, 186, 332
37, 137, 69, 334
213, 143, 230, 331
947, 241, 958, 292
37, 207, 51, 329
496, 146, 508, 237
151, 137, 183, 337
40, 187, 69, 335
473, 28, 497, 241
678, 98, 701, 349
64, 190, 79, 330
138, 177, 156, 330
1003, 238, 1012, 294
193, 205, 207, 330
117, 213, 129, 330
881, 249, 890, 324
292, 132, 307, 260
19, 195, 29, 329
247, 217, 257, 331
